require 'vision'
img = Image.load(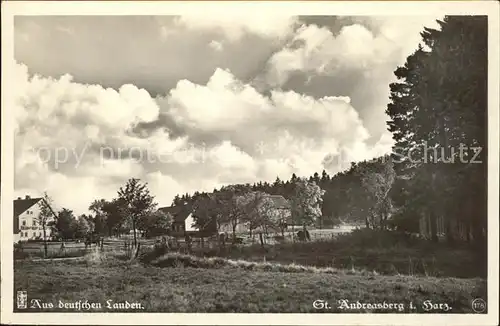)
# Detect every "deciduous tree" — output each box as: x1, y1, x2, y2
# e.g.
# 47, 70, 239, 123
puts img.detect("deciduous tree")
361, 158, 396, 229
54, 208, 76, 240
117, 178, 157, 247
143, 210, 173, 237
291, 178, 325, 232
36, 192, 56, 258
